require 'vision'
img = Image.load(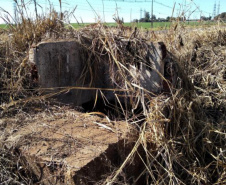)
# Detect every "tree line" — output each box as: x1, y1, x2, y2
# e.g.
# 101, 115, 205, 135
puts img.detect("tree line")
133, 11, 226, 23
